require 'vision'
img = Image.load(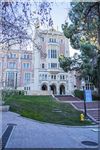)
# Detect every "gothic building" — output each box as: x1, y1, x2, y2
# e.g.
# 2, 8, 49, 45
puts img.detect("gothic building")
0, 28, 76, 95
